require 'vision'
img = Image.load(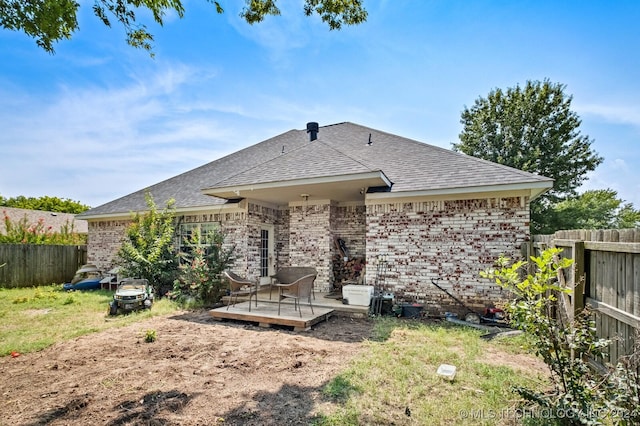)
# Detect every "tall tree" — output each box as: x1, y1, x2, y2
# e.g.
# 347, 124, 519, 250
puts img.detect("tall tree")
453, 80, 603, 233
0, 0, 367, 55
